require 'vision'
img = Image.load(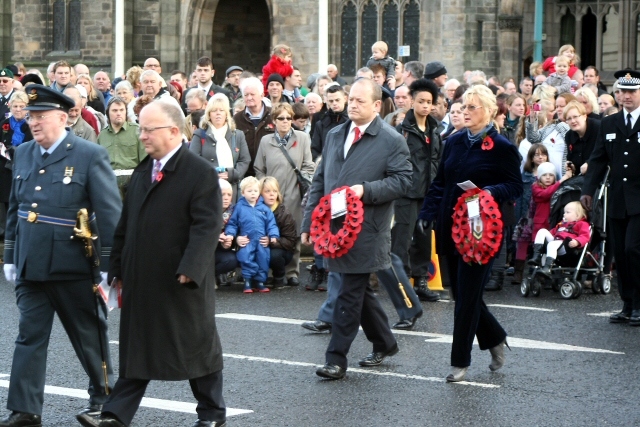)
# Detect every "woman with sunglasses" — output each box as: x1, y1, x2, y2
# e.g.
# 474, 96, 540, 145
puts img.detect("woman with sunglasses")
254, 103, 314, 287
417, 85, 522, 383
